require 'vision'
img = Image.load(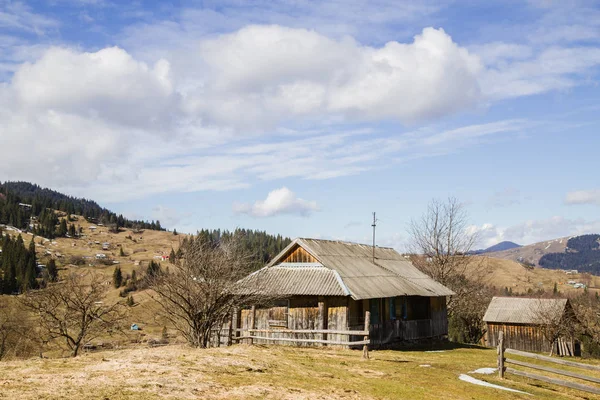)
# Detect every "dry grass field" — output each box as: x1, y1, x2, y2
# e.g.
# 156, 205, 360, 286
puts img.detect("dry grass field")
1, 343, 599, 399
474, 256, 600, 296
